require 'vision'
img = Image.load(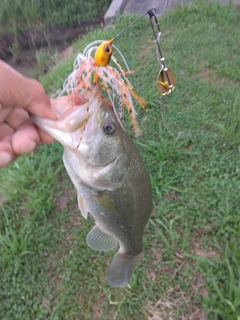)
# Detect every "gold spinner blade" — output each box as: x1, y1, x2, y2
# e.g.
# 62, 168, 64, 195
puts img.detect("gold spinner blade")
156, 66, 175, 96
